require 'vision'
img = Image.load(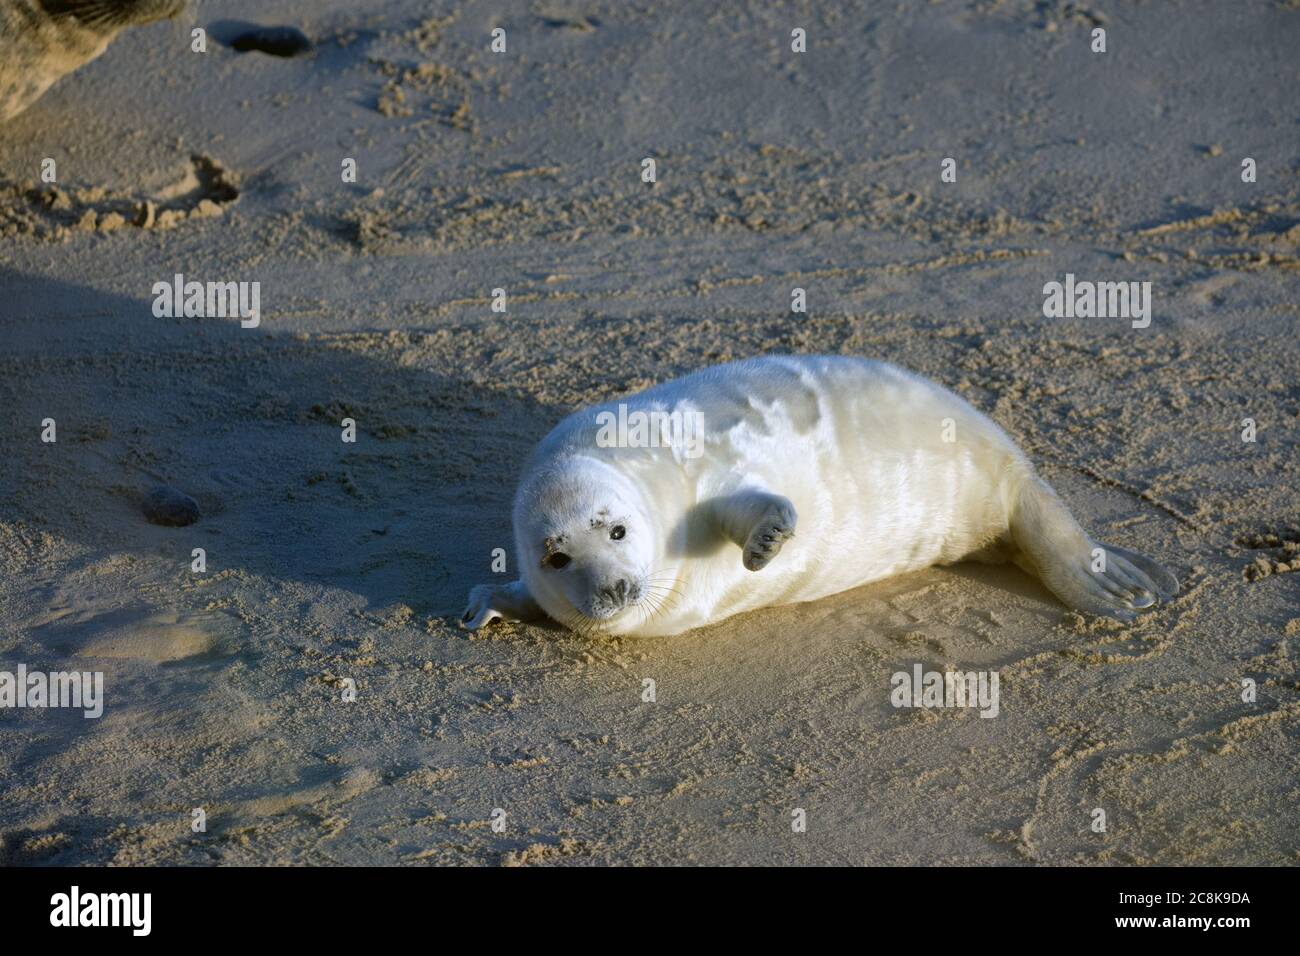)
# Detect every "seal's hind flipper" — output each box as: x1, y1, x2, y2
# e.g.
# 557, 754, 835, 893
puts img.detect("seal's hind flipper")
1009, 475, 1176, 619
